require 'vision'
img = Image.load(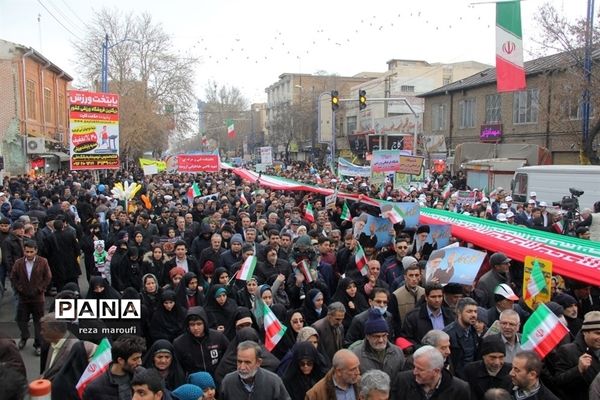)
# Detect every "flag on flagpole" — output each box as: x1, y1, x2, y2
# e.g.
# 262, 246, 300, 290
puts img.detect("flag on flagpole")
525, 259, 547, 299
355, 242, 369, 276
226, 119, 236, 138
521, 303, 569, 359
496, 0, 526, 92
304, 203, 315, 222
240, 191, 248, 206
297, 259, 315, 283
552, 221, 564, 234
441, 182, 453, 200
261, 301, 287, 351
76, 338, 112, 398
187, 182, 202, 204
238, 256, 257, 281
384, 204, 405, 225
341, 201, 352, 221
